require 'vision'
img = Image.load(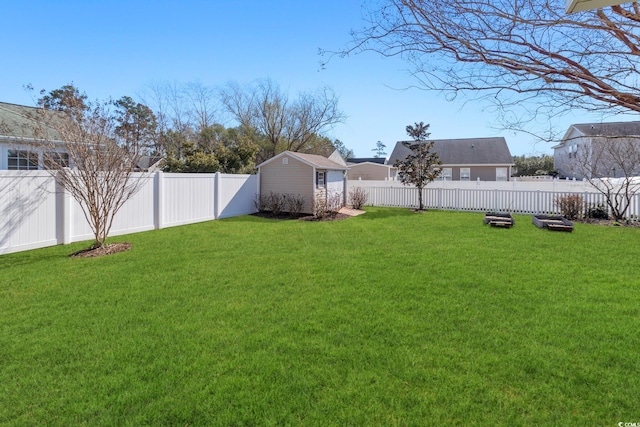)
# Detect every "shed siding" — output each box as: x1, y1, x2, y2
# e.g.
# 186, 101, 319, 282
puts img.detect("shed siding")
348, 163, 391, 180
260, 156, 314, 213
